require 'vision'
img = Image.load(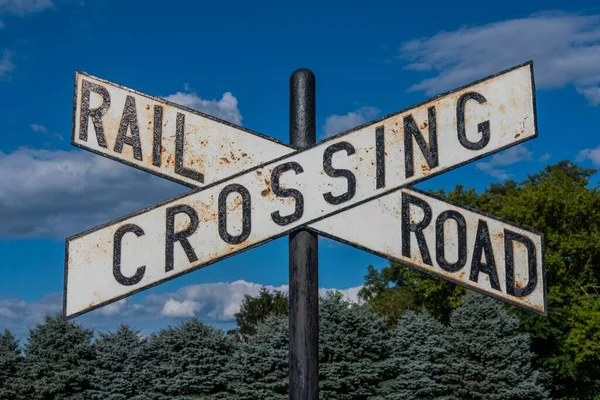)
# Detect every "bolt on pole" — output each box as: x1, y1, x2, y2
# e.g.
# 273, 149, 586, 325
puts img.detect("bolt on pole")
289, 68, 319, 400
